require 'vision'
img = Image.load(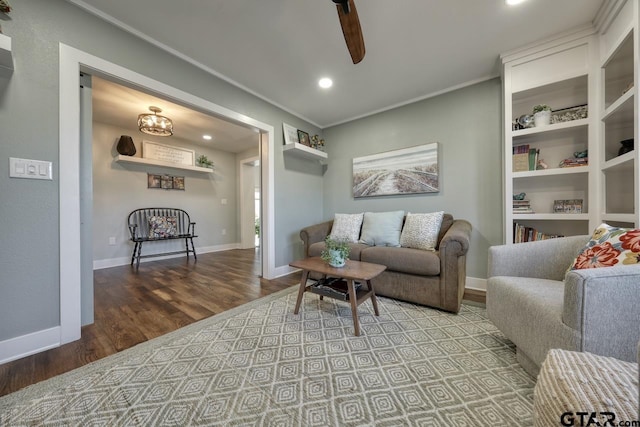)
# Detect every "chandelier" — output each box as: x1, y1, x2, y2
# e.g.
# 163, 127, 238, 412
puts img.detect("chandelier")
138, 106, 173, 137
